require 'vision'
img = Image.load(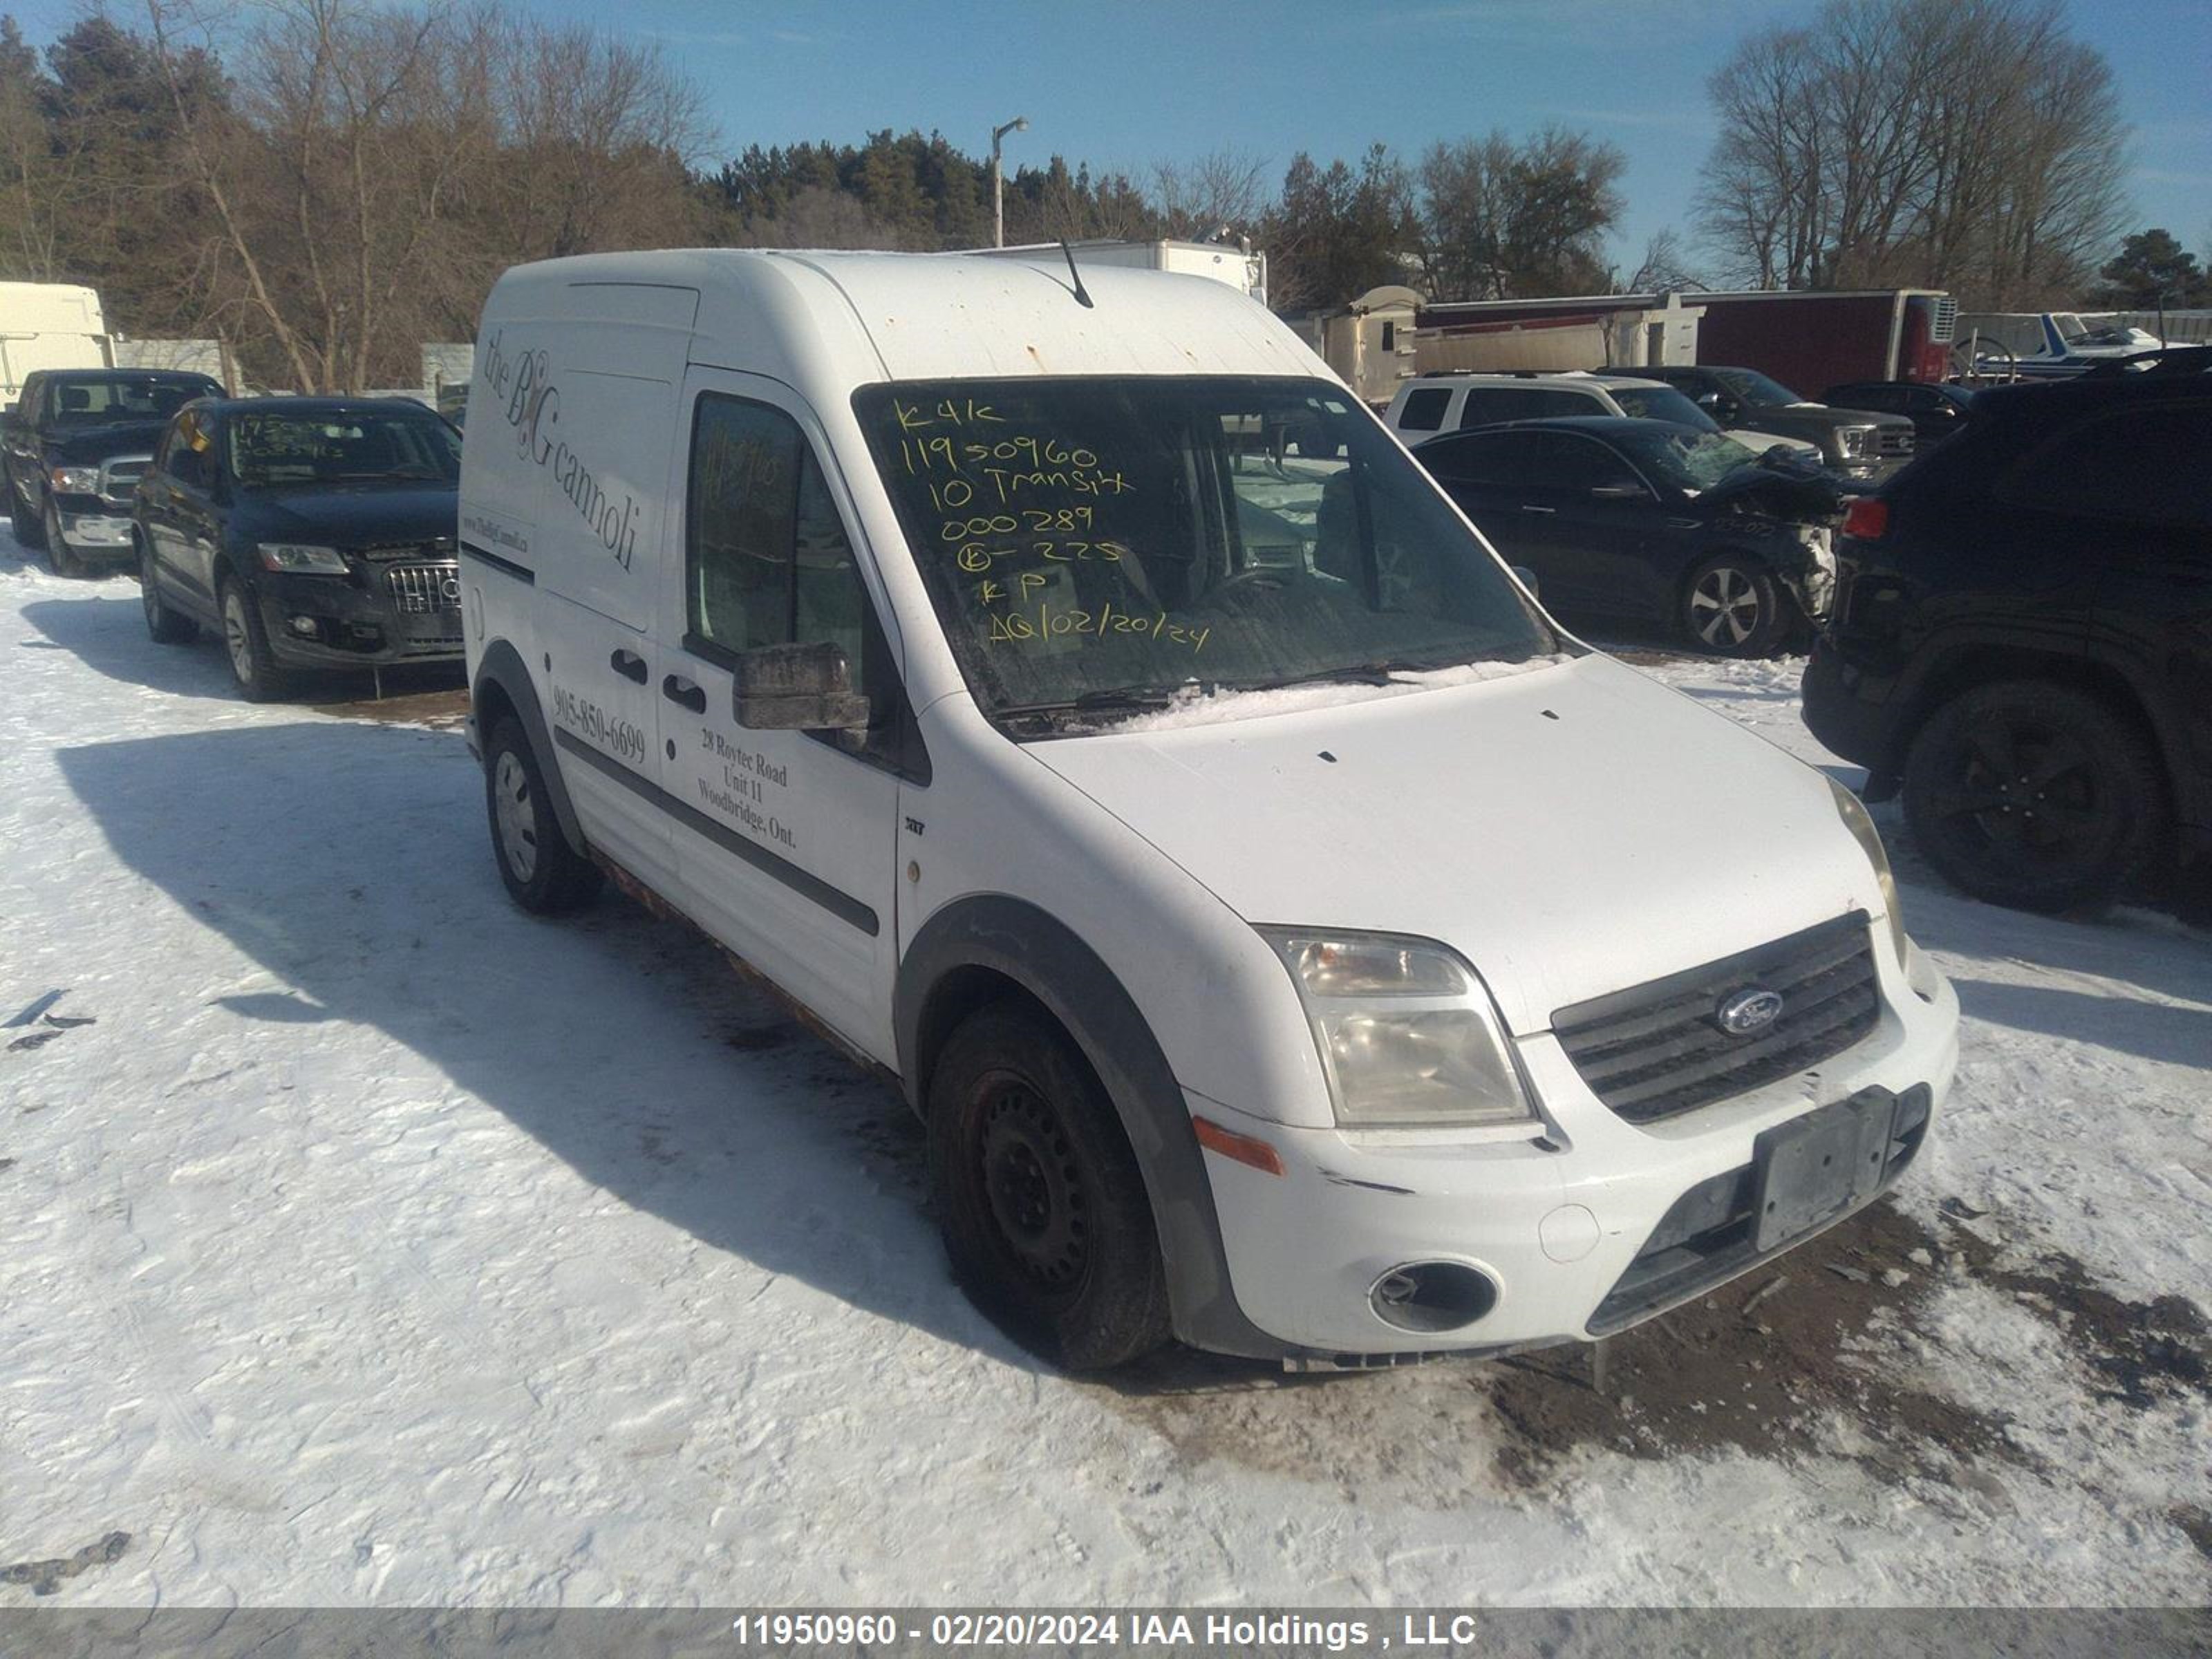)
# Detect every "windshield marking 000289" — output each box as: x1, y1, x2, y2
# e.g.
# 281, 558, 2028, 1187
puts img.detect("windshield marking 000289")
853, 377, 1559, 731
